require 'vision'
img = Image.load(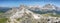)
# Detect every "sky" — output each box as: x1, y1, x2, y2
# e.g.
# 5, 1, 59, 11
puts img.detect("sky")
0, 0, 60, 7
